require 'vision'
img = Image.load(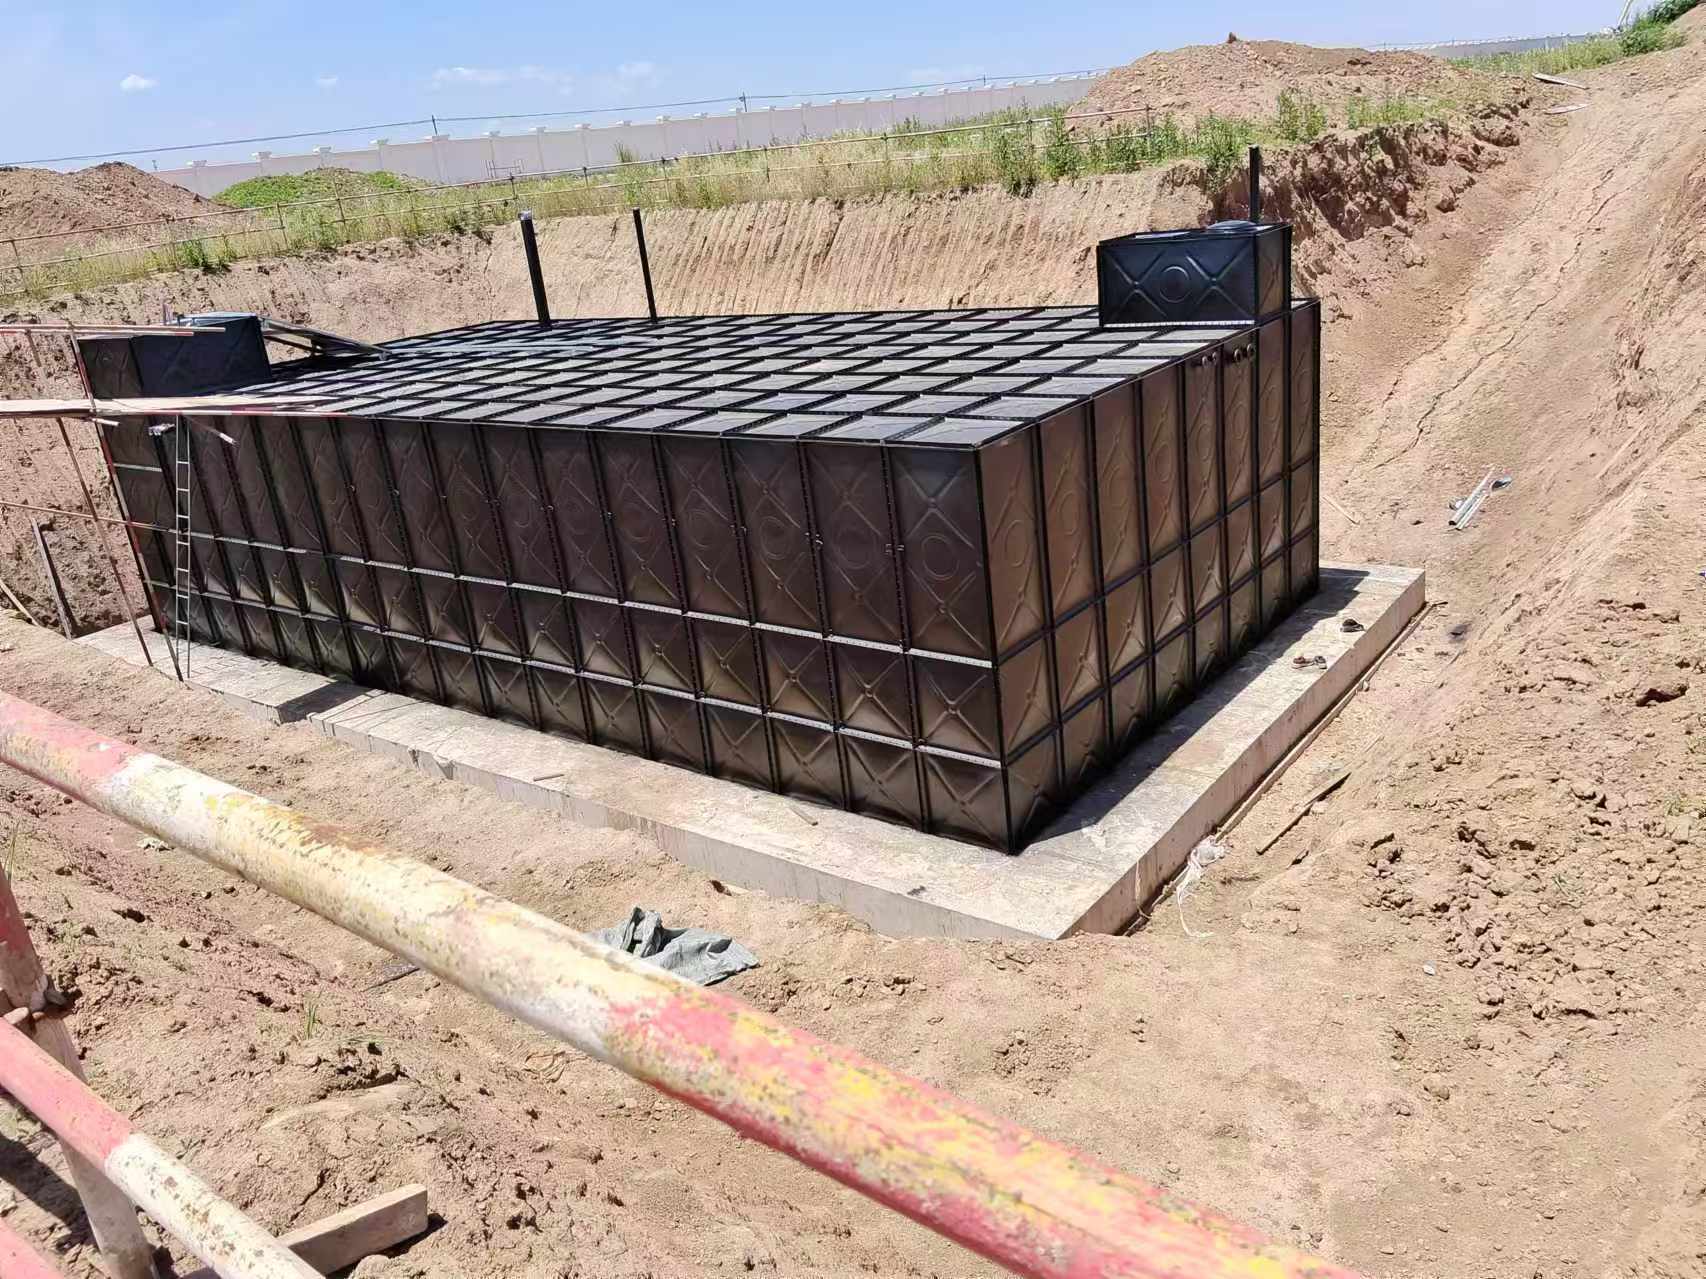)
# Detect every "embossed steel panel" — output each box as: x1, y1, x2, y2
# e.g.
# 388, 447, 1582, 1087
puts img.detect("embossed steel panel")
912, 654, 998, 759
481, 655, 535, 726
643, 688, 705, 770
585, 675, 645, 753
694, 619, 763, 708
1182, 356, 1221, 534
436, 645, 484, 713
1150, 548, 1189, 642
1053, 603, 1104, 714
1141, 371, 1183, 555
575, 599, 633, 680
661, 435, 748, 618
772, 717, 843, 805
104, 290, 1322, 851
760, 628, 835, 723
1103, 573, 1148, 675
1222, 338, 1255, 505
598, 433, 680, 608
1098, 222, 1292, 327
1005, 732, 1059, 847
1060, 696, 1109, 794
731, 440, 820, 632
1226, 500, 1257, 587
1291, 463, 1317, 539
1108, 659, 1152, 753
630, 607, 696, 693
924, 752, 1008, 848
978, 428, 1046, 658
705, 703, 773, 789
536, 431, 618, 596
831, 640, 913, 741
844, 732, 922, 826
1154, 631, 1191, 714
1091, 388, 1141, 587
1291, 305, 1318, 467
1190, 525, 1224, 616
809, 443, 902, 646
1039, 407, 1096, 617
891, 448, 990, 659
516, 588, 576, 666
483, 426, 560, 590
1256, 318, 1286, 485
533, 665, 588, 740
